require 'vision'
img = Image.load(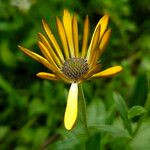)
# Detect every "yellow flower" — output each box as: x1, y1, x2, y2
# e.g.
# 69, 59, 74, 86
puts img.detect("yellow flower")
18, 10, 123, 130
